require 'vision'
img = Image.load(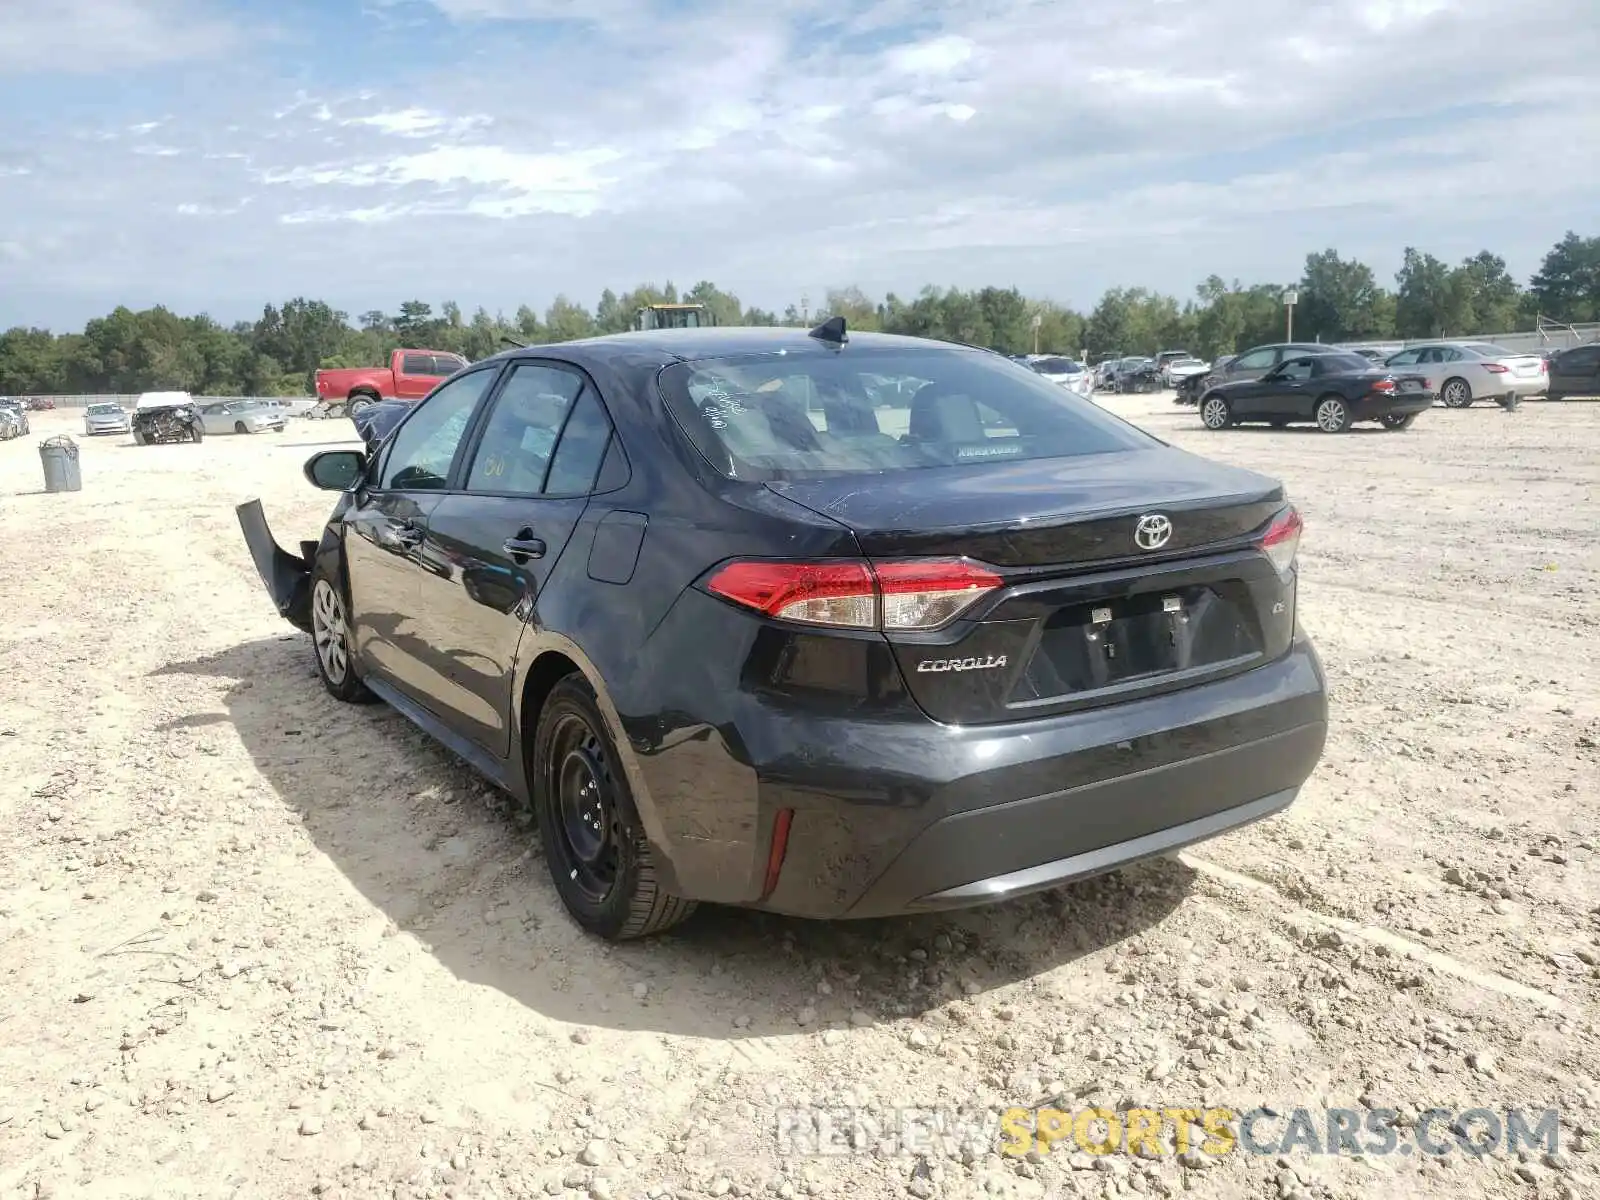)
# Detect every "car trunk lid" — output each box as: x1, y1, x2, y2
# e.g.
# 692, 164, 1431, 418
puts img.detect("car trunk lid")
765, 448, 1299, 724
